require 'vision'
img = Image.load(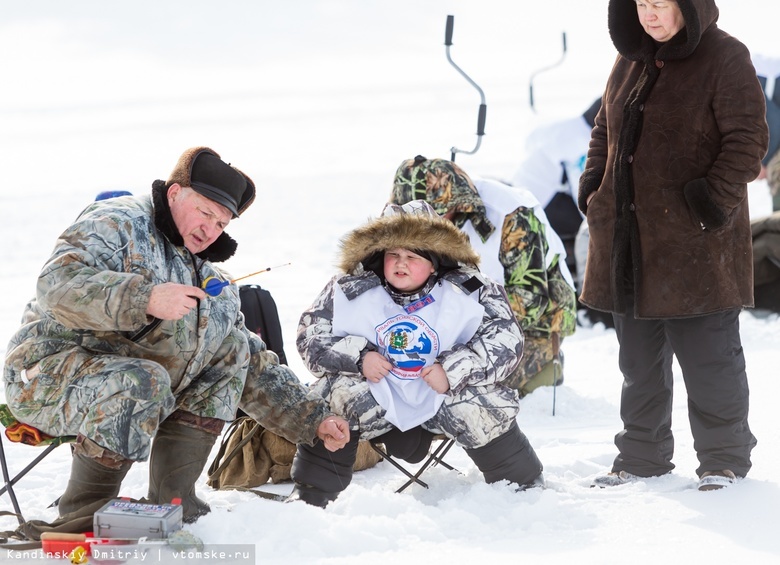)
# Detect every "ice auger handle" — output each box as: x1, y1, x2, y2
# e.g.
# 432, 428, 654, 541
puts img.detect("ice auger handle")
444, 15, 486, 161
